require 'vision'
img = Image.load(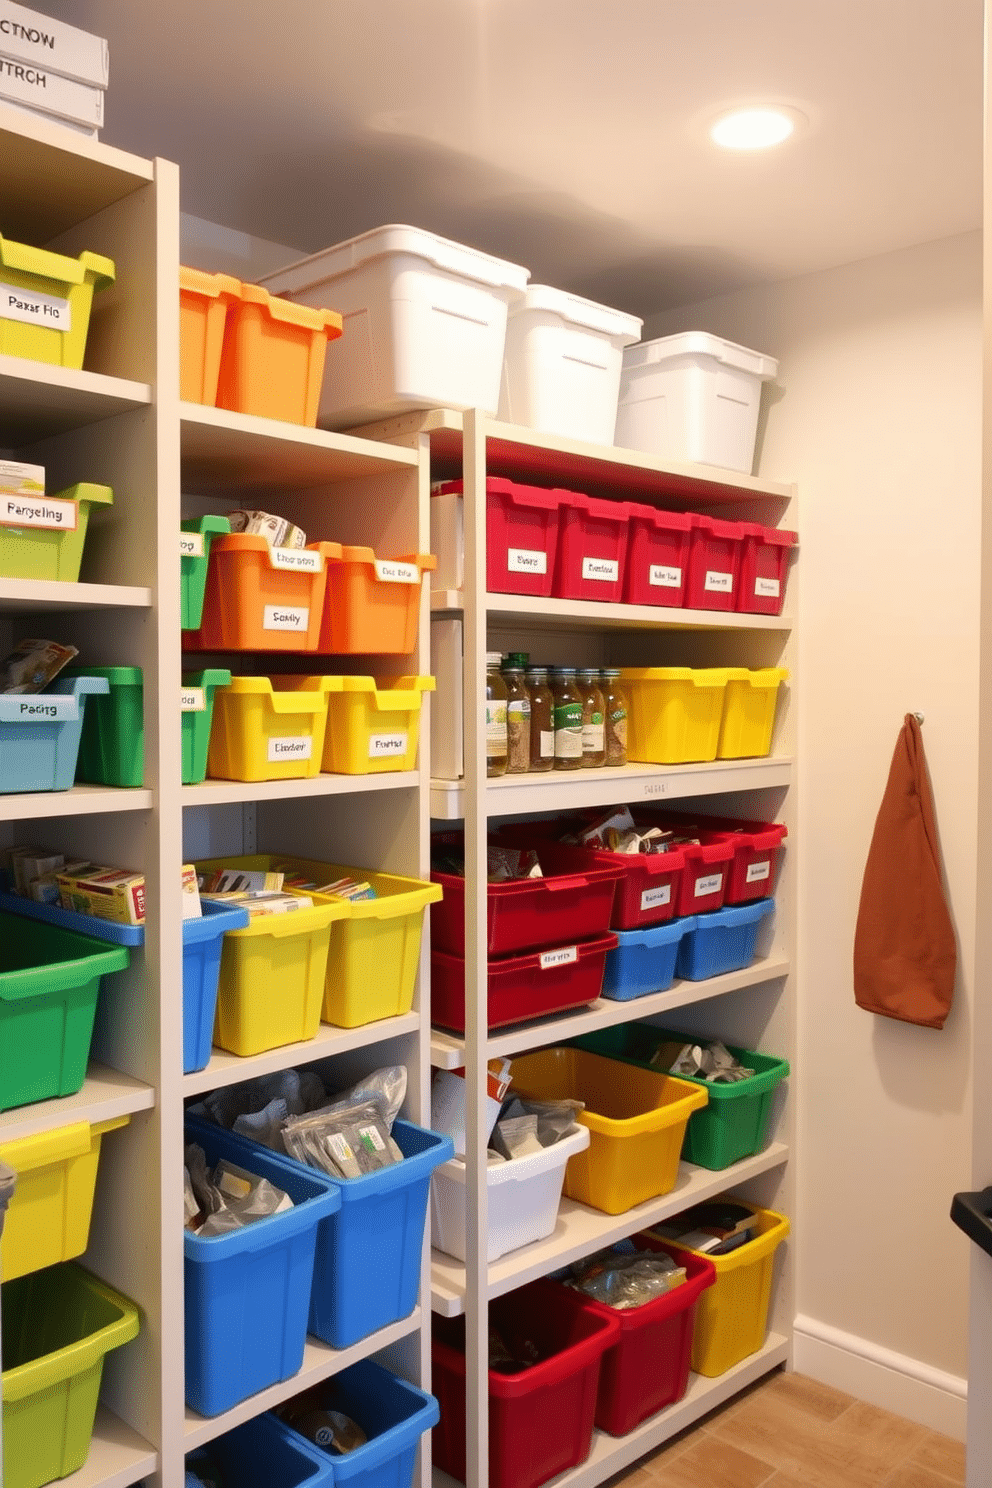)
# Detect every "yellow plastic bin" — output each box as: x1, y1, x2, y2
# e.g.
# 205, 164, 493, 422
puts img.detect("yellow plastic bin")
179, 266, 241, 404
206, 675, 341, 783
663, 1203, 790, 1376
718, 668, 789, 759
322, 675, 434, 775
509, 1047, 708, 1215
216, 282, 343, 427
0, 234, 115, 369
0, 483, 113, 583
621, 667, 731, 764
0, 1116, 129, 1282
